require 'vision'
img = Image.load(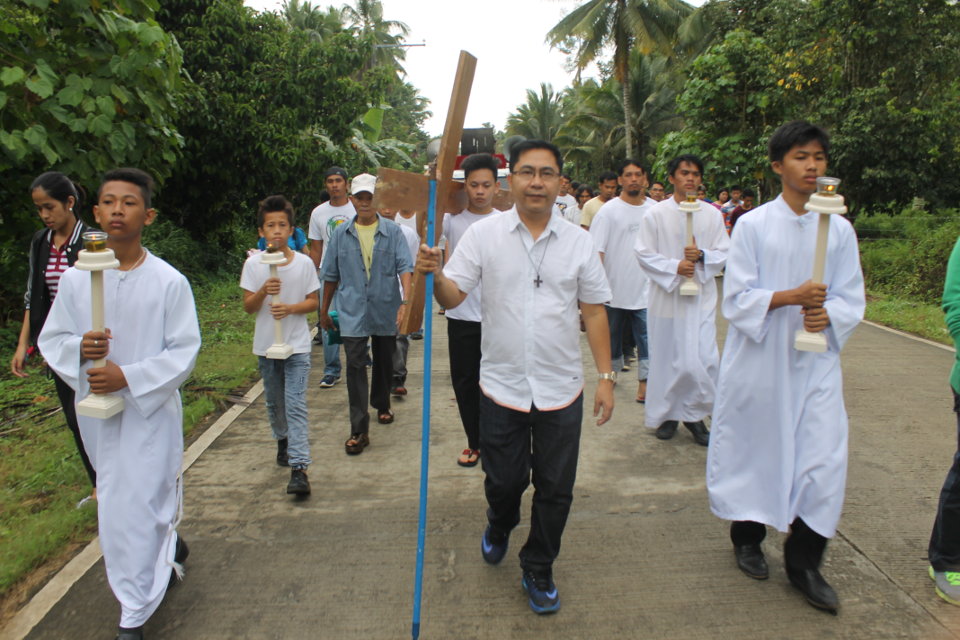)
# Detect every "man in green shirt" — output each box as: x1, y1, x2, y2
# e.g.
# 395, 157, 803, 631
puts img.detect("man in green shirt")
929, 235, 960, 606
